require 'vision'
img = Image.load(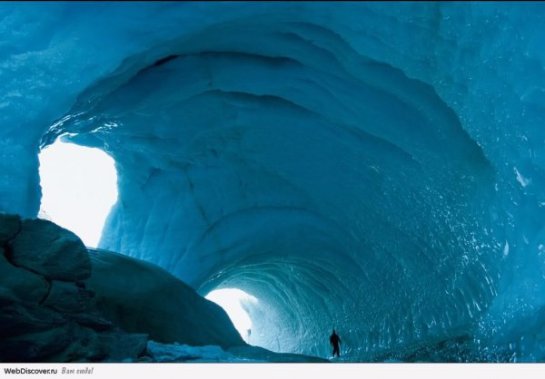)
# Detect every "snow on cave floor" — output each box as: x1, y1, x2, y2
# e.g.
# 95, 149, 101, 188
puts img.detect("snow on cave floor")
144, 341, 329, 363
